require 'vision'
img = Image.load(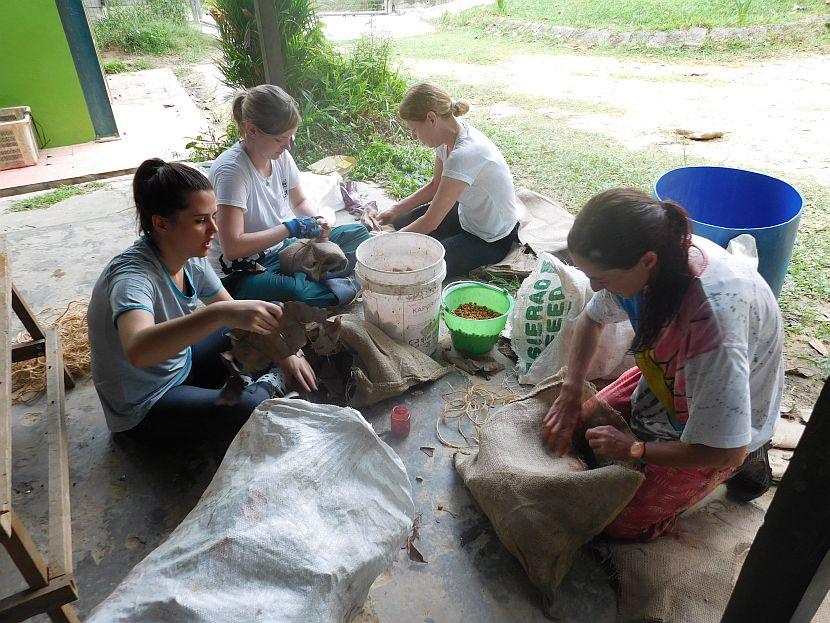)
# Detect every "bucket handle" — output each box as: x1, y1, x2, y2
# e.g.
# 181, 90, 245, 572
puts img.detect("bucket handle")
440, 280, 511, 312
